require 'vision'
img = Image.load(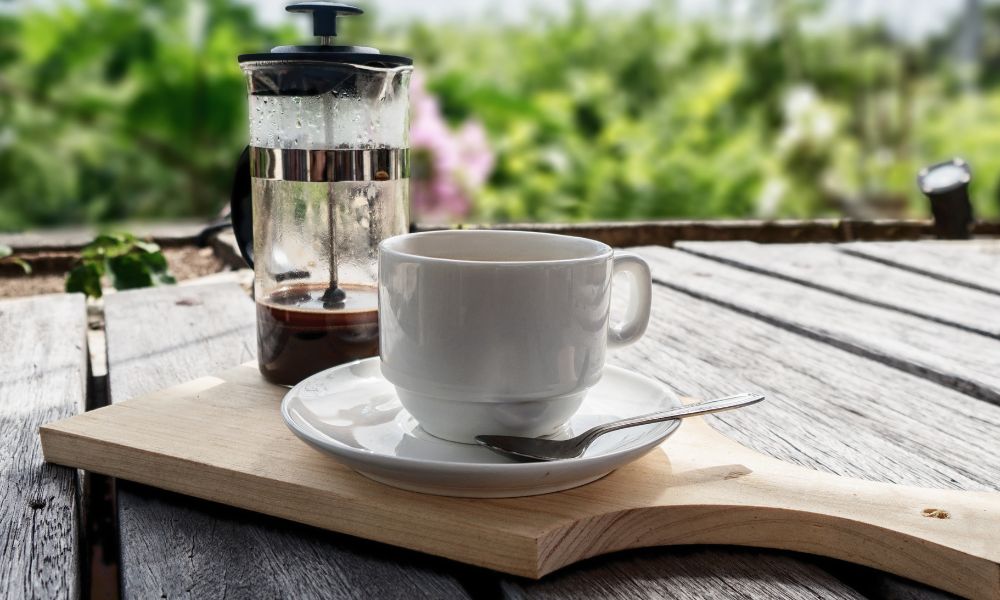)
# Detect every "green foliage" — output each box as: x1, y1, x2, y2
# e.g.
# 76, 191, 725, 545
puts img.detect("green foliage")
65, 261, 103, 298
0, 243, 32, 274
401, 1, 1000, 221
415, 13, 770, 222
65, 232, 175, 298
1, 0, 999, 226
0, 0, 296, 231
